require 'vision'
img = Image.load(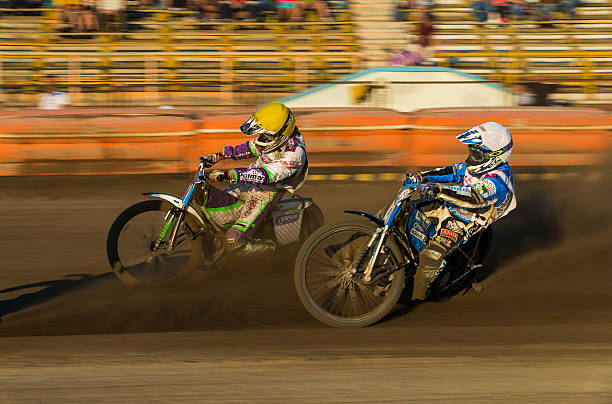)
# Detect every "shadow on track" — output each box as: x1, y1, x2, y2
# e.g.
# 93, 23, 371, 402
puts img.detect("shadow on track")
0, 252, 318, 337
0, 273, 116, 324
